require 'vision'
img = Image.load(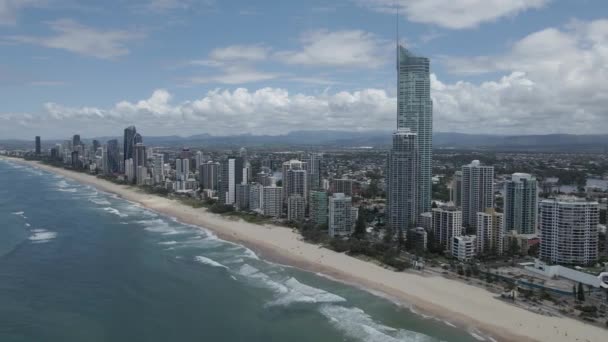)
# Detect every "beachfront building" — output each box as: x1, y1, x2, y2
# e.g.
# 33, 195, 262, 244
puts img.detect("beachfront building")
539, 197, 599, 266
236, 183, 250, 211
287, 194, 306, 222
249, 183, 263, 212
329, 193, 353, 237
307, 153, 322, 190
476, 209, 504, 256
200, 161, 220, 191
461, 160, 494, 228
309, 190, 328, 226
219, 157, 244, 205
262, 185, 282, 218
386, 128, 418, 232
35, 136, 41, 155
397, 45, 433, 216
282, 160, 308, 203
504, 173, 538, 235
432, 205, 462, 250
452, 235, 477, 261
153, 154, 164, 184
